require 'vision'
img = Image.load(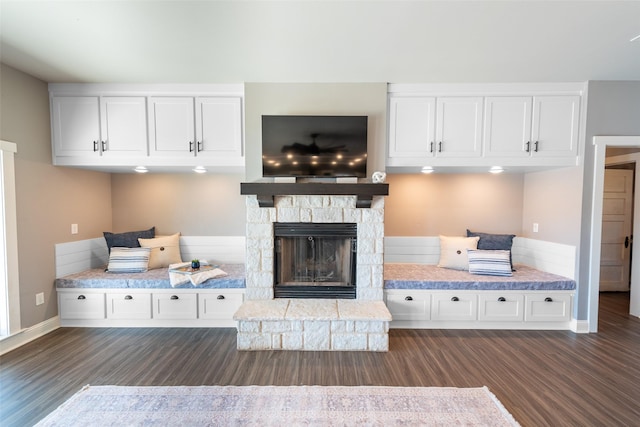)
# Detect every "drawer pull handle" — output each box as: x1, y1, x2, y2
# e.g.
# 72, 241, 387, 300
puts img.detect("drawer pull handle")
544, 297, 553, 302
404, 296, 413, 301
498, 297, 506, 302
170, 295, 179, 300
77, 295, 86, 300
217, 295, 225, 300
451, 296, 459, 302
125, 295, 133, 300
